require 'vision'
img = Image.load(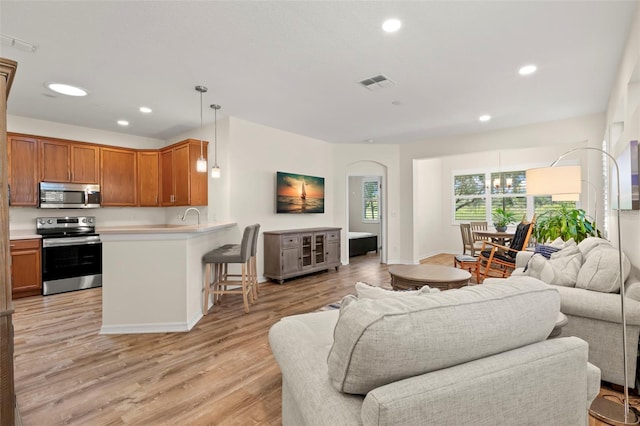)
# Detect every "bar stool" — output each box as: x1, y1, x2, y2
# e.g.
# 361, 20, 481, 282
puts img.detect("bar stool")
202, 224, 257, 315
